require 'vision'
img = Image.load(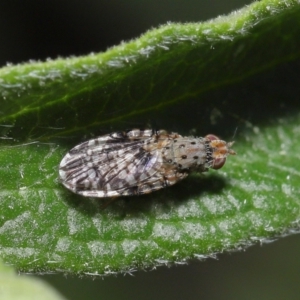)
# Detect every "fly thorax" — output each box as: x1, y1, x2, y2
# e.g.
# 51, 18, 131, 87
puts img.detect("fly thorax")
162, 137, 208, 171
